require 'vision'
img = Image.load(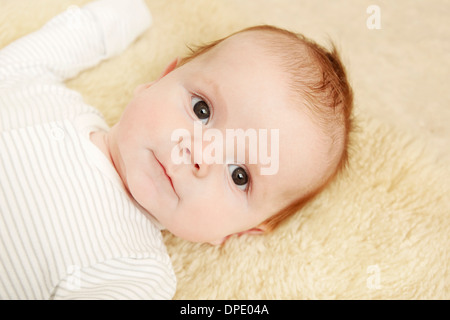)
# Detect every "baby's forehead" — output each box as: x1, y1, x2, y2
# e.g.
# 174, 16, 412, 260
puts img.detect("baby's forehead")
197, 30, 282, 67
190, 31, 306, 110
